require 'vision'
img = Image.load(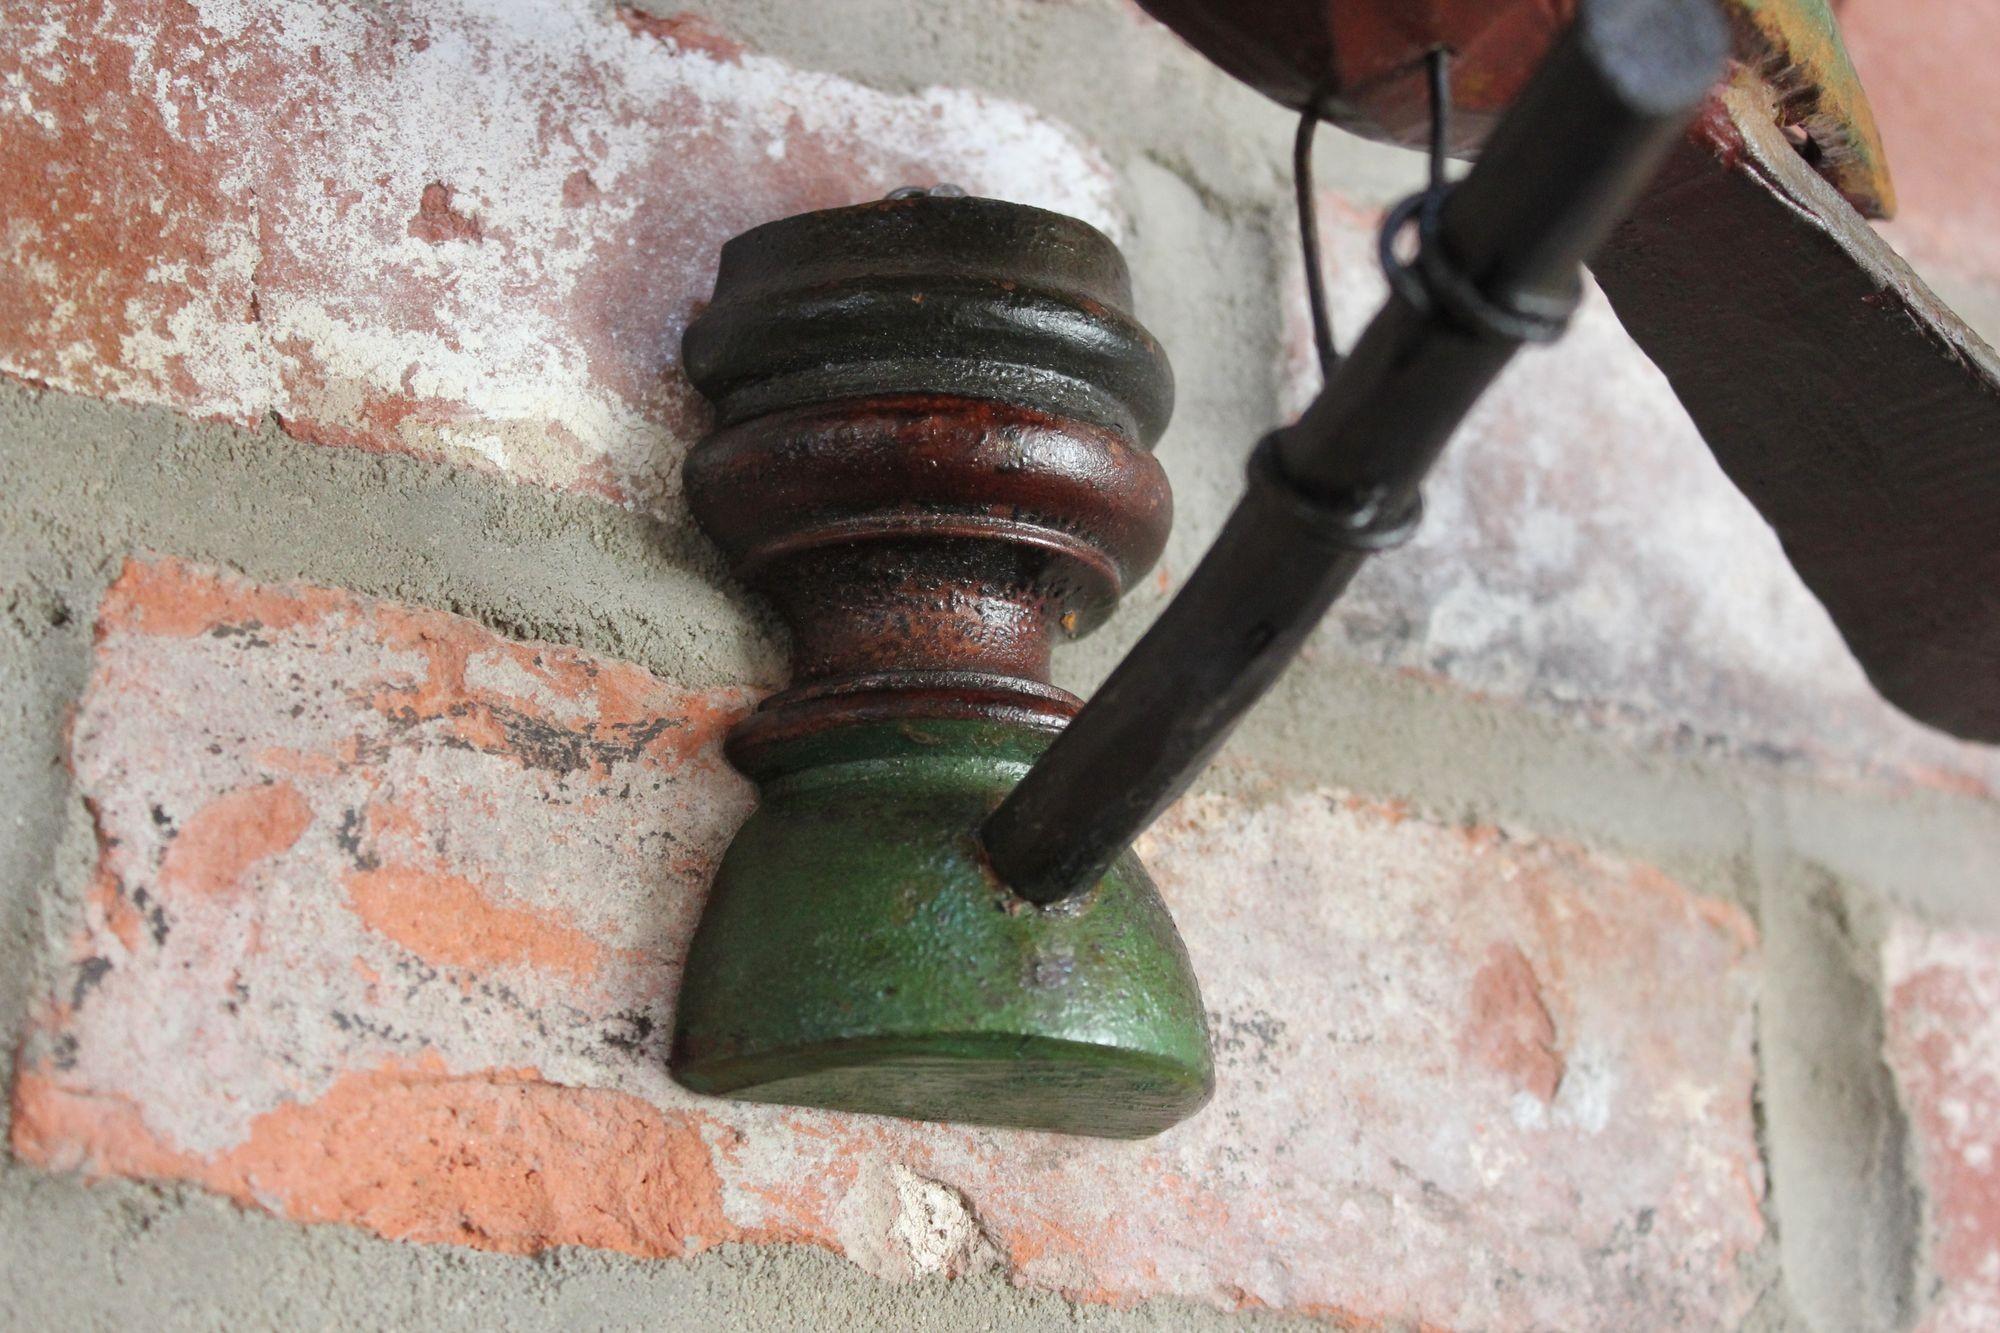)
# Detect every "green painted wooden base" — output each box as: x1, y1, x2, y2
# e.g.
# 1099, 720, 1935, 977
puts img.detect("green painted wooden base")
670, 719, 1213, 1139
